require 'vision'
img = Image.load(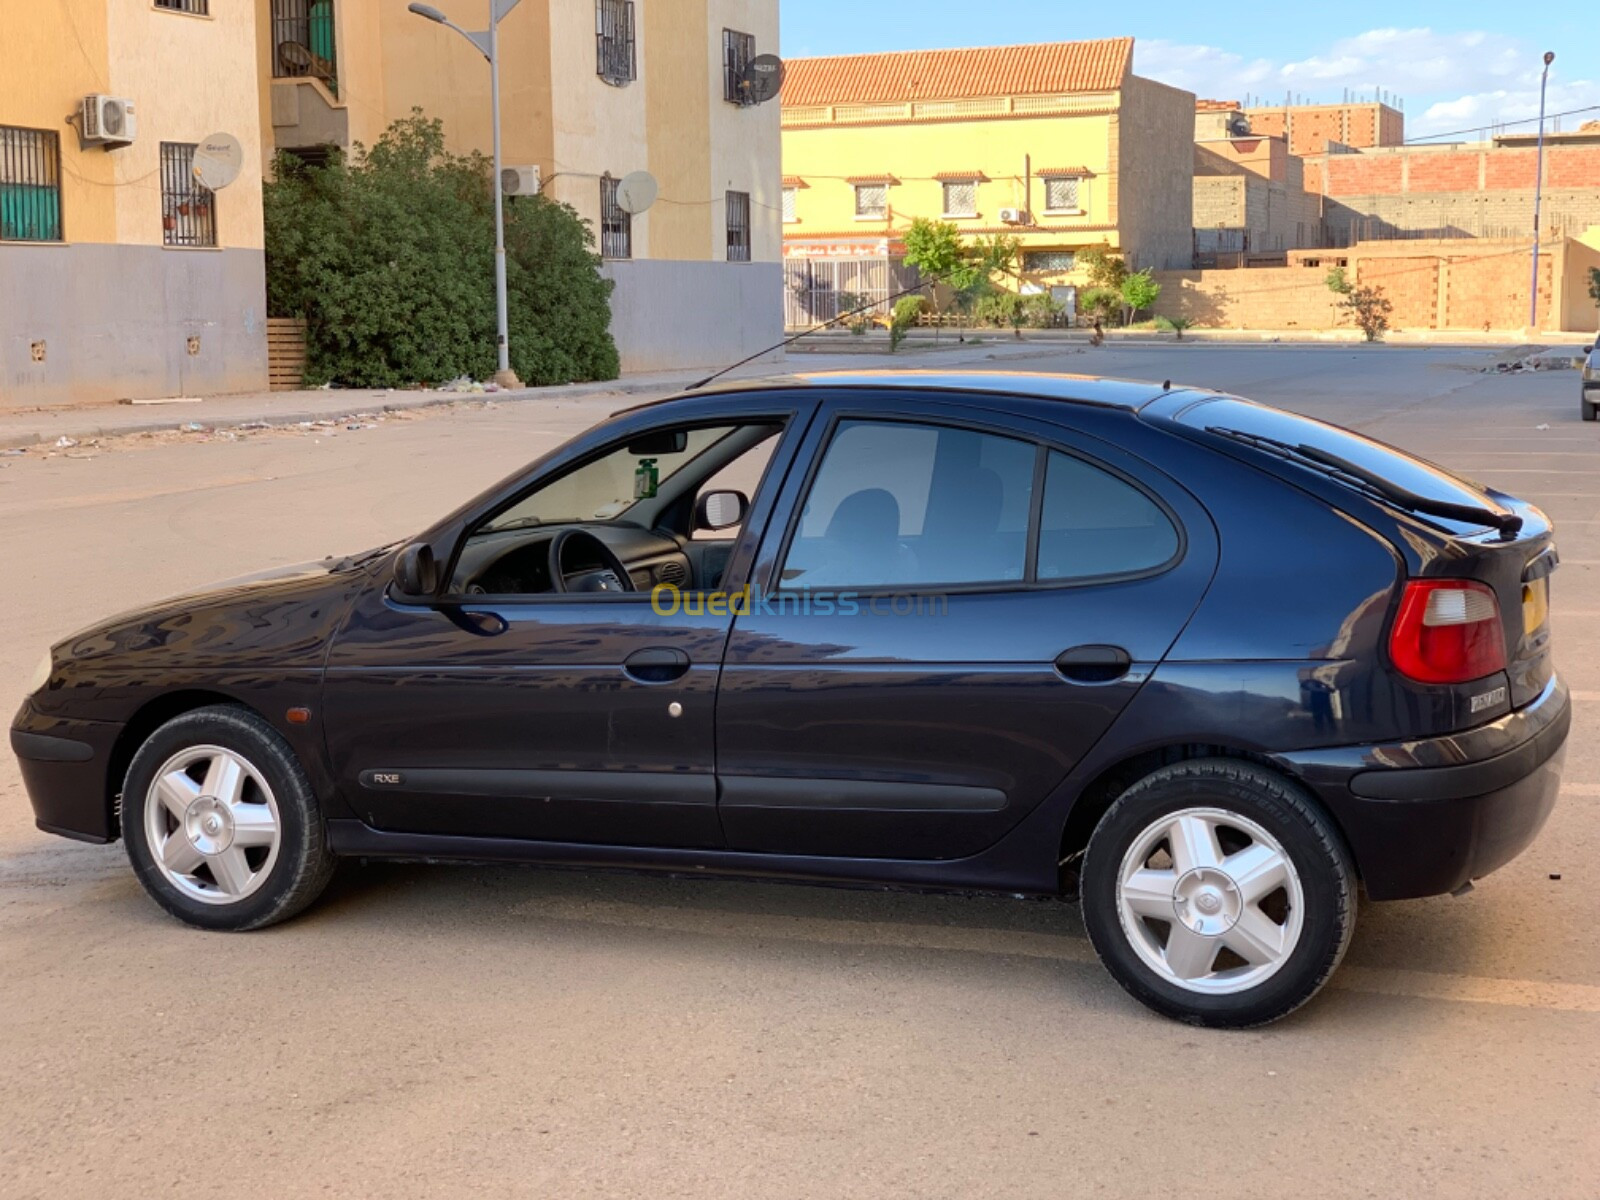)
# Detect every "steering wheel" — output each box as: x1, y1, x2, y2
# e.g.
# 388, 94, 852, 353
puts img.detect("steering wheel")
548, 528, 638, 595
